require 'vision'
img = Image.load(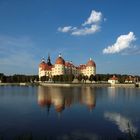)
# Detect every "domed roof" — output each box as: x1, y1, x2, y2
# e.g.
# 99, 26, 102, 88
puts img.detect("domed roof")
55, 54, 65, 65
39, 58, 48, 70
86, 58, 96, 67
